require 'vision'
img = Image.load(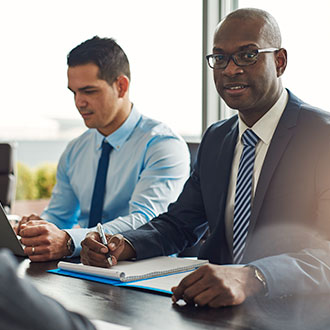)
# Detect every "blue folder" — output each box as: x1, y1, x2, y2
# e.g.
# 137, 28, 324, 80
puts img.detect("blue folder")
48, 268, 173, 295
